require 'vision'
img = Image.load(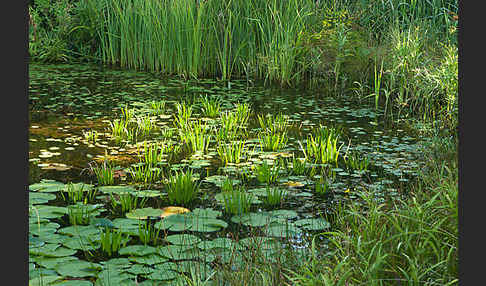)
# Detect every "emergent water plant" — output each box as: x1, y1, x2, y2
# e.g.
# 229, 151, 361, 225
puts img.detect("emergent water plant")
166, 170, 200, 206
222, 188, 254, 216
